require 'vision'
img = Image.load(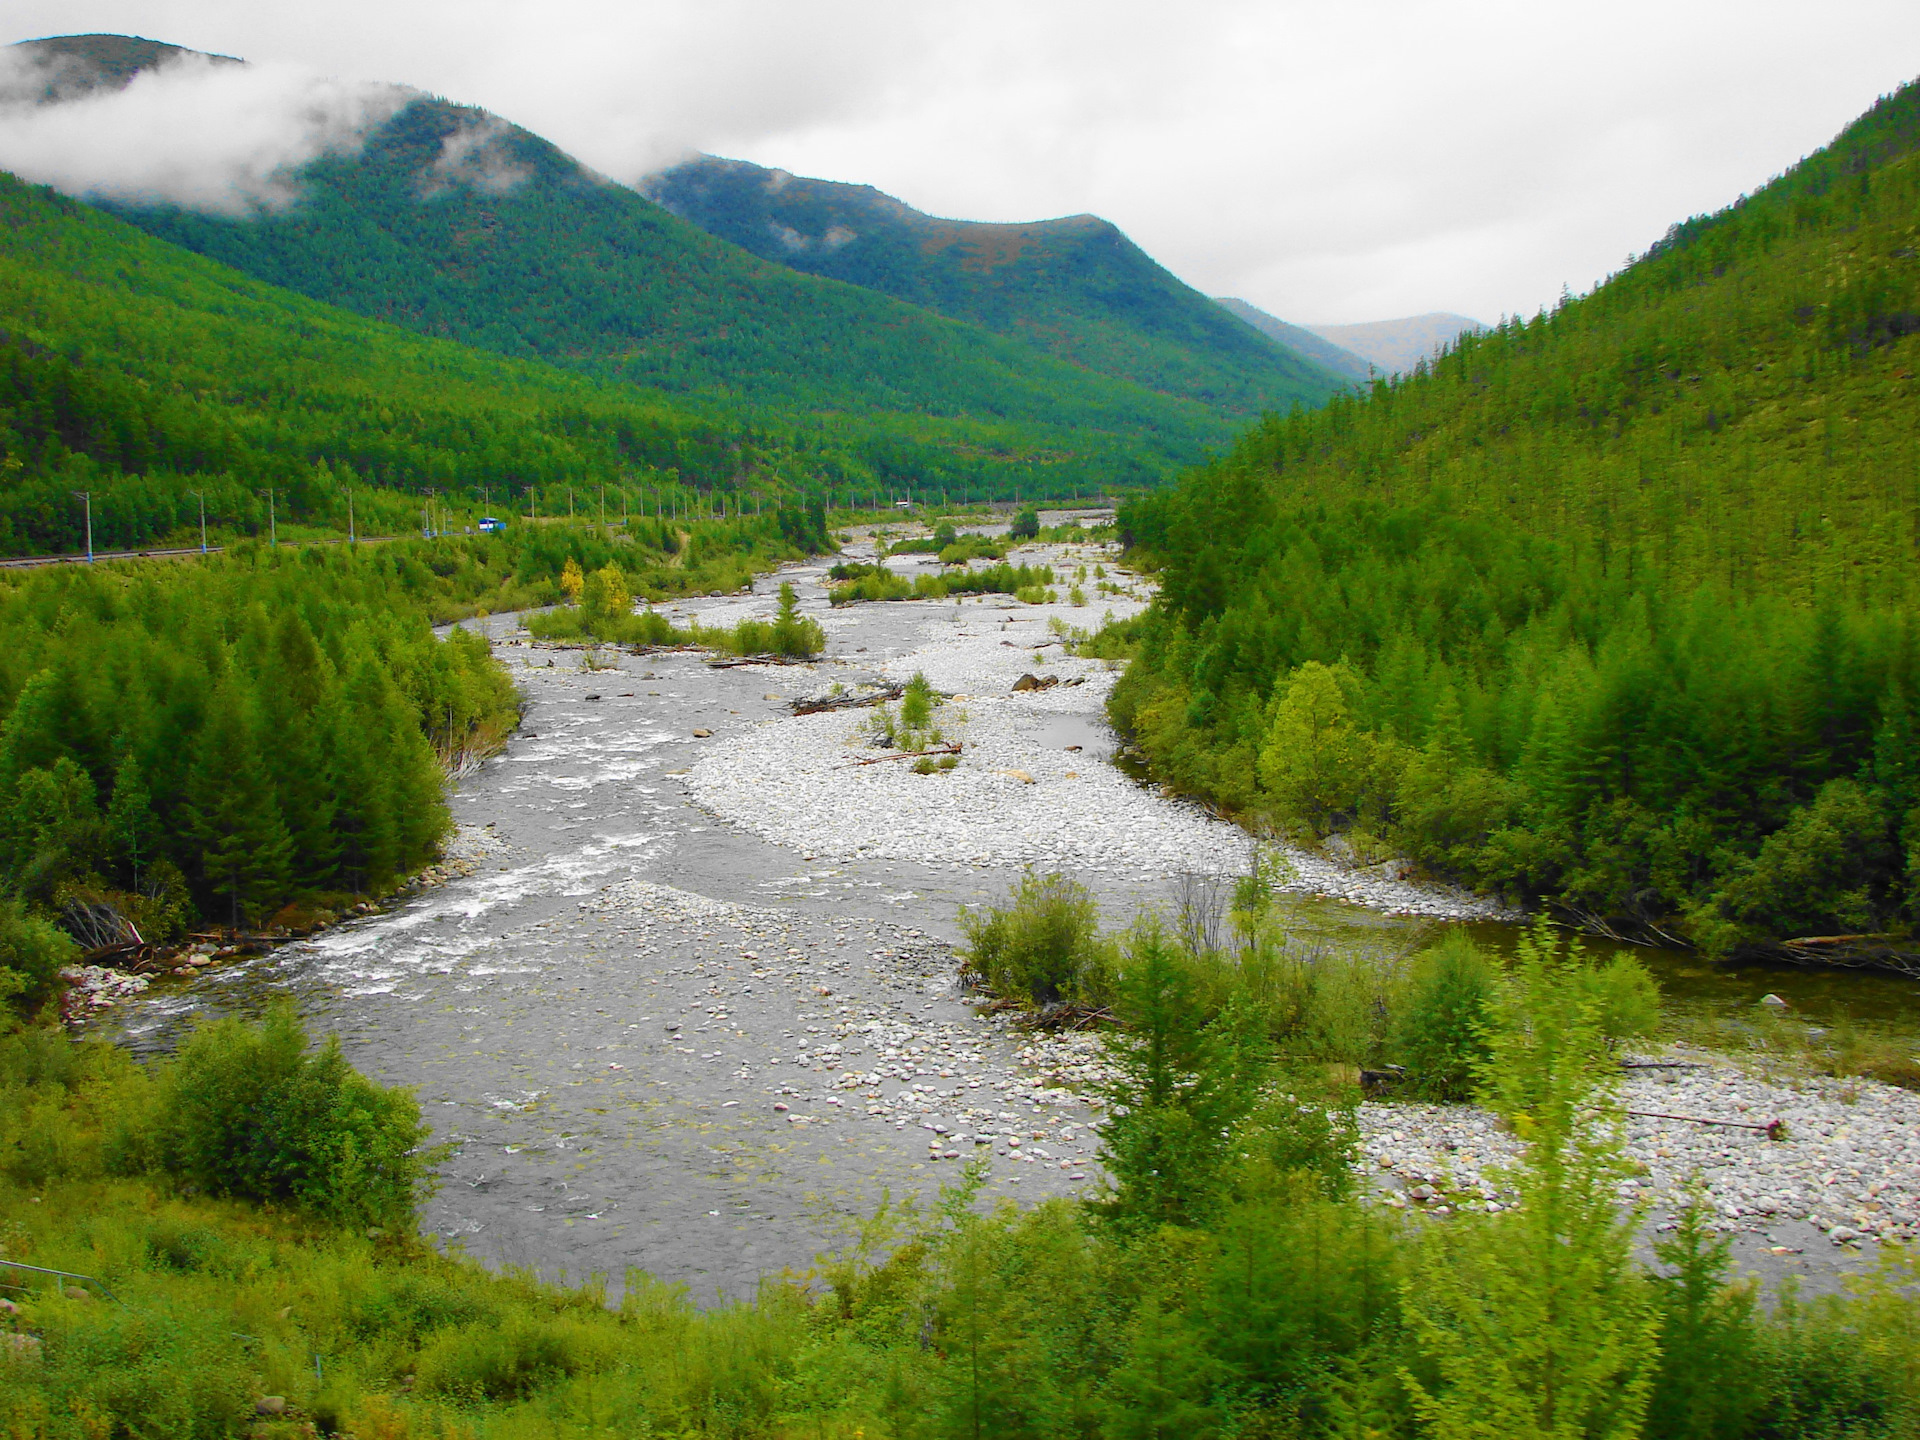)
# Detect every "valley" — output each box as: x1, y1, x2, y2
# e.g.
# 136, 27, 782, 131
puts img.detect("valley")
87, 521, 1920, 1308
